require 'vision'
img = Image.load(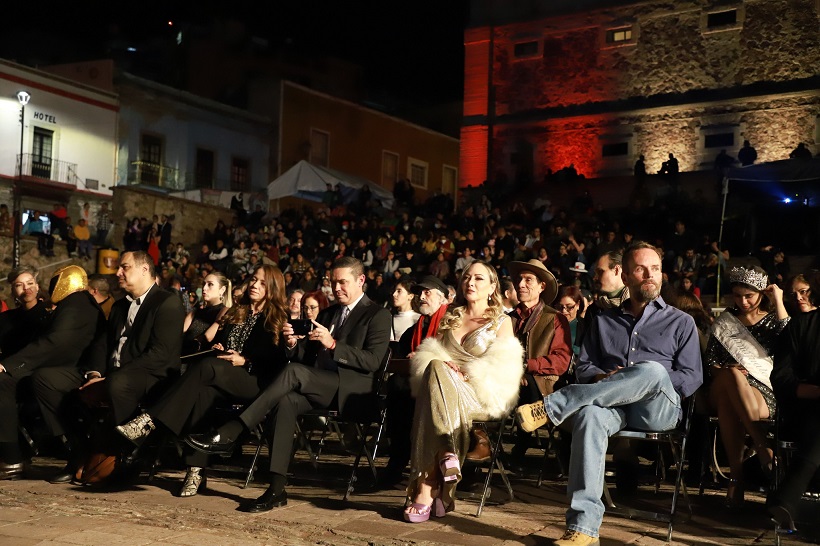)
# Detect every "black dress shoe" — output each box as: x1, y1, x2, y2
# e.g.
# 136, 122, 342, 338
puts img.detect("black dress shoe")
240, 488, 288, 513
0, 461, 25, 481
184, 431, 236, 455
48, 465, 78, 484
